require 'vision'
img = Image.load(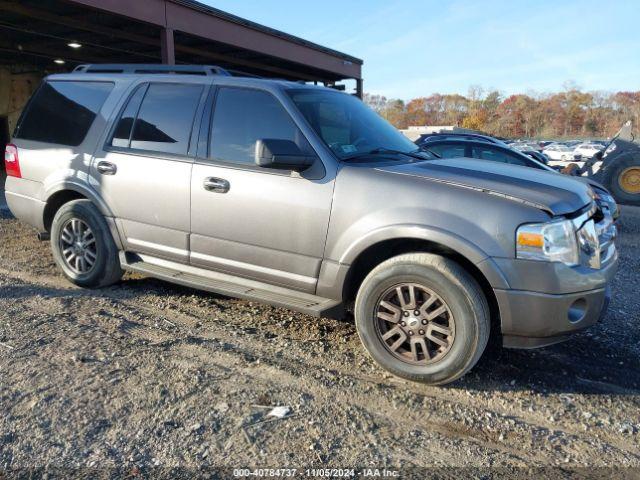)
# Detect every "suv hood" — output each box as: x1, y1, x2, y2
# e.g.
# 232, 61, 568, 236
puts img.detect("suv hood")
378, 158, 594, 216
